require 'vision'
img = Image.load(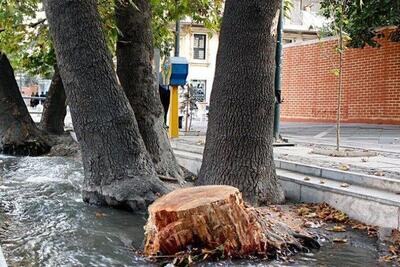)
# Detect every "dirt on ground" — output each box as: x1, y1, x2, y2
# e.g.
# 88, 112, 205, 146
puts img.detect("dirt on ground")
46, 131, 81, 159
